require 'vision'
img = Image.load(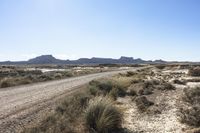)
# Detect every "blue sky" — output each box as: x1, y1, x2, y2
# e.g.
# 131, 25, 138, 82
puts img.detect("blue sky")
0, 0, 200, 61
